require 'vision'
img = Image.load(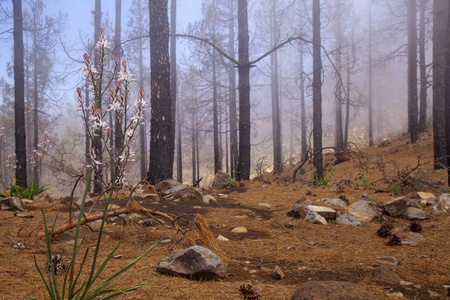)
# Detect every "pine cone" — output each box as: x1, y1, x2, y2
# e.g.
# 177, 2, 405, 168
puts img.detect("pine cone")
239, 284, 262, 300
386, 234, 402, 246
409, 221, 422, 232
